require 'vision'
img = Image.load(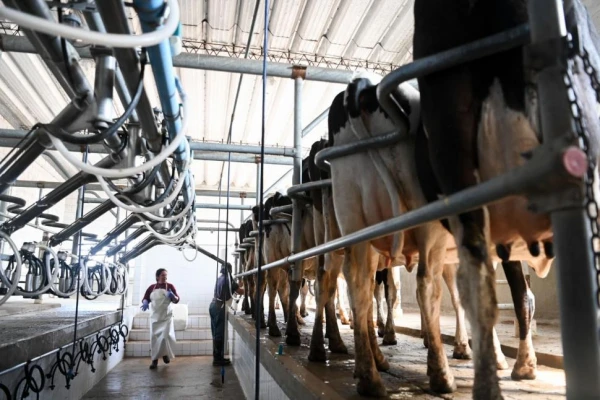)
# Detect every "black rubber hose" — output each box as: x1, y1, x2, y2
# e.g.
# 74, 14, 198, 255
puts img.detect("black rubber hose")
42, 54, 147, 145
